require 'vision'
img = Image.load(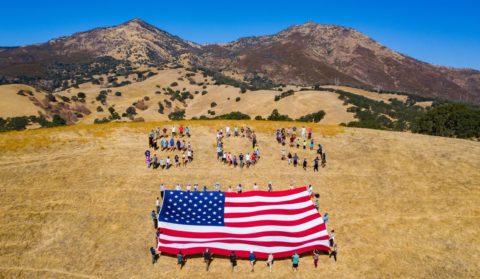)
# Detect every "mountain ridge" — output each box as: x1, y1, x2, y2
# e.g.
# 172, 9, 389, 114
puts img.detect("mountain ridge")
0, 18, 478, 103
